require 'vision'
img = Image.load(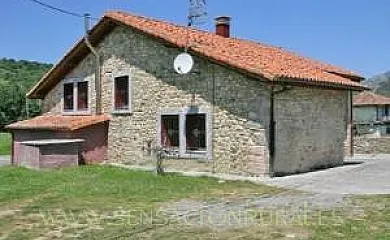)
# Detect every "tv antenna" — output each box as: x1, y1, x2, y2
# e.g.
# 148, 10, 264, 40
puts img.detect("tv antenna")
173, 0, 207, 75
188, 0, 207, 27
